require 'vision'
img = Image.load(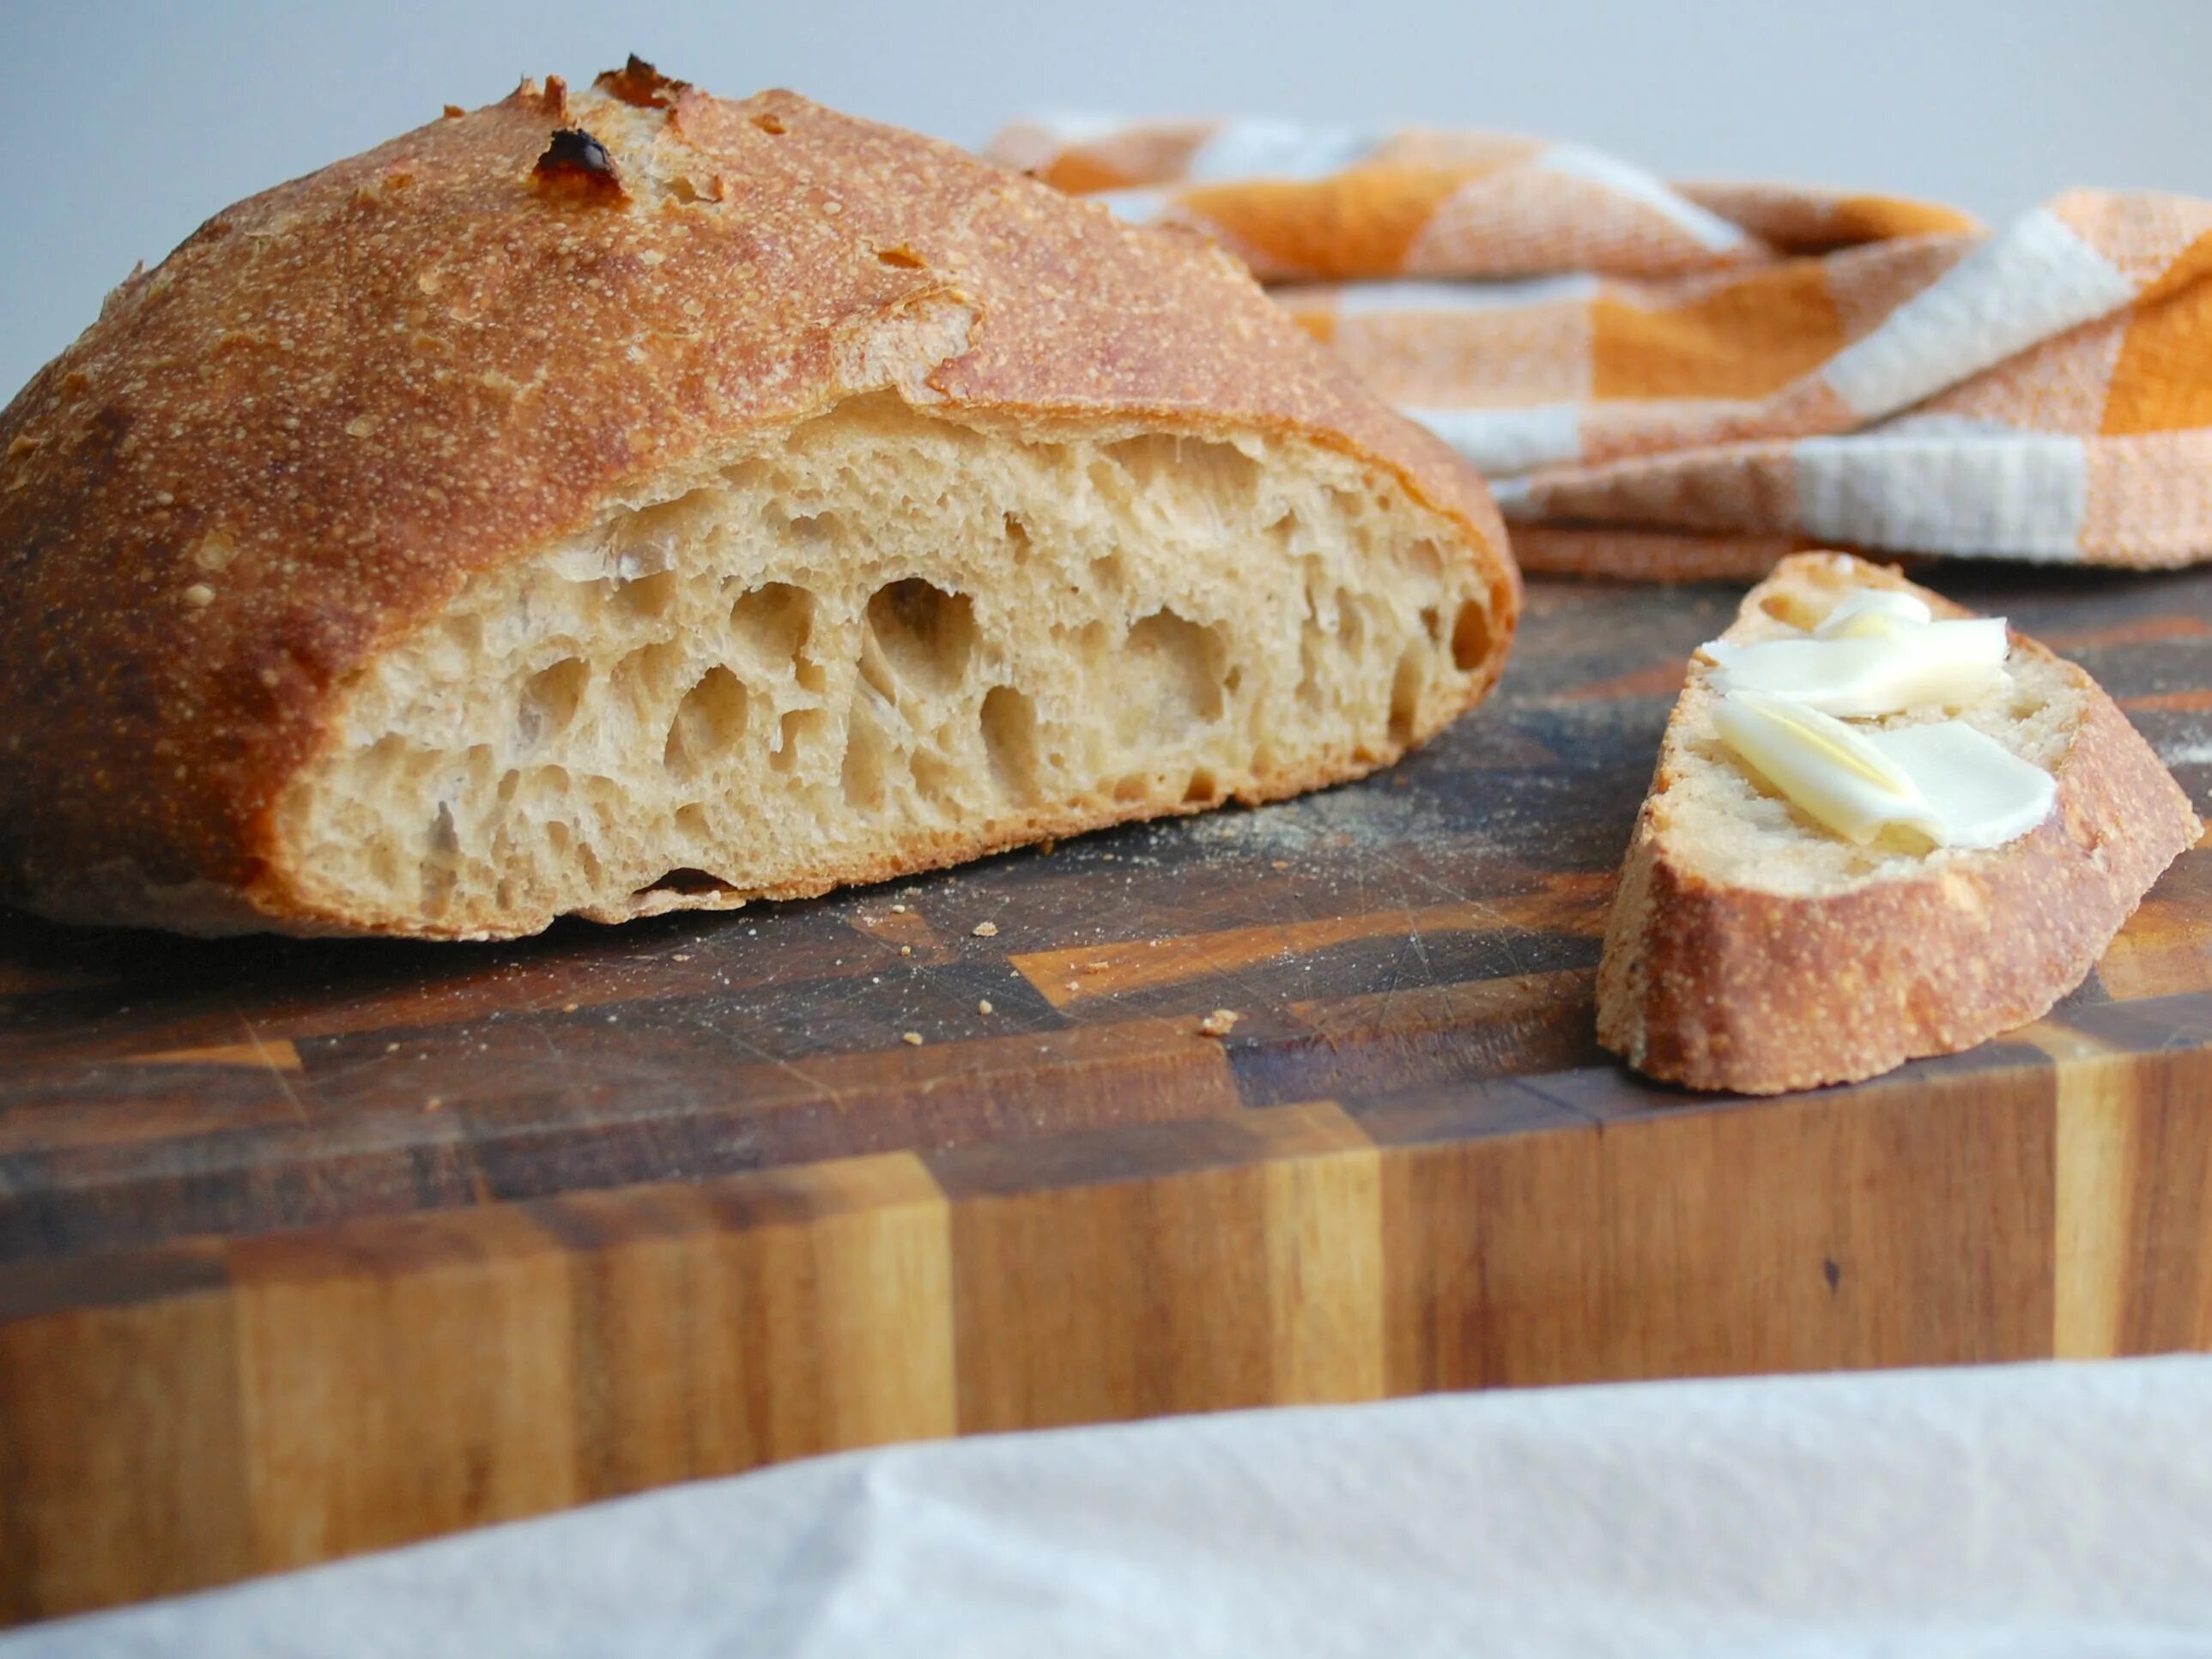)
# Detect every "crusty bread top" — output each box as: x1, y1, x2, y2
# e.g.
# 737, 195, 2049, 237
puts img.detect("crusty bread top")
0, 67, 1513, 908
